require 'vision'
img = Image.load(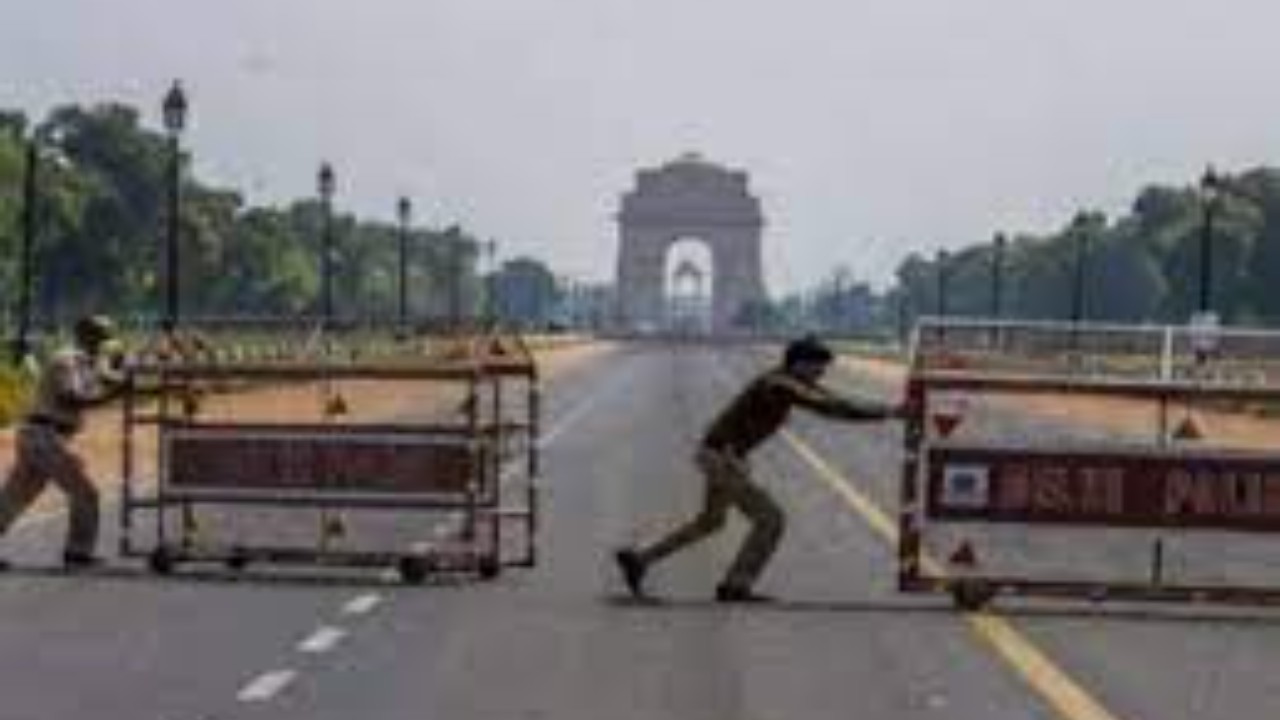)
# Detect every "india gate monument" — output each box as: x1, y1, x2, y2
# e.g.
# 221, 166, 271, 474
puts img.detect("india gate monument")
615, 154, 767, 334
